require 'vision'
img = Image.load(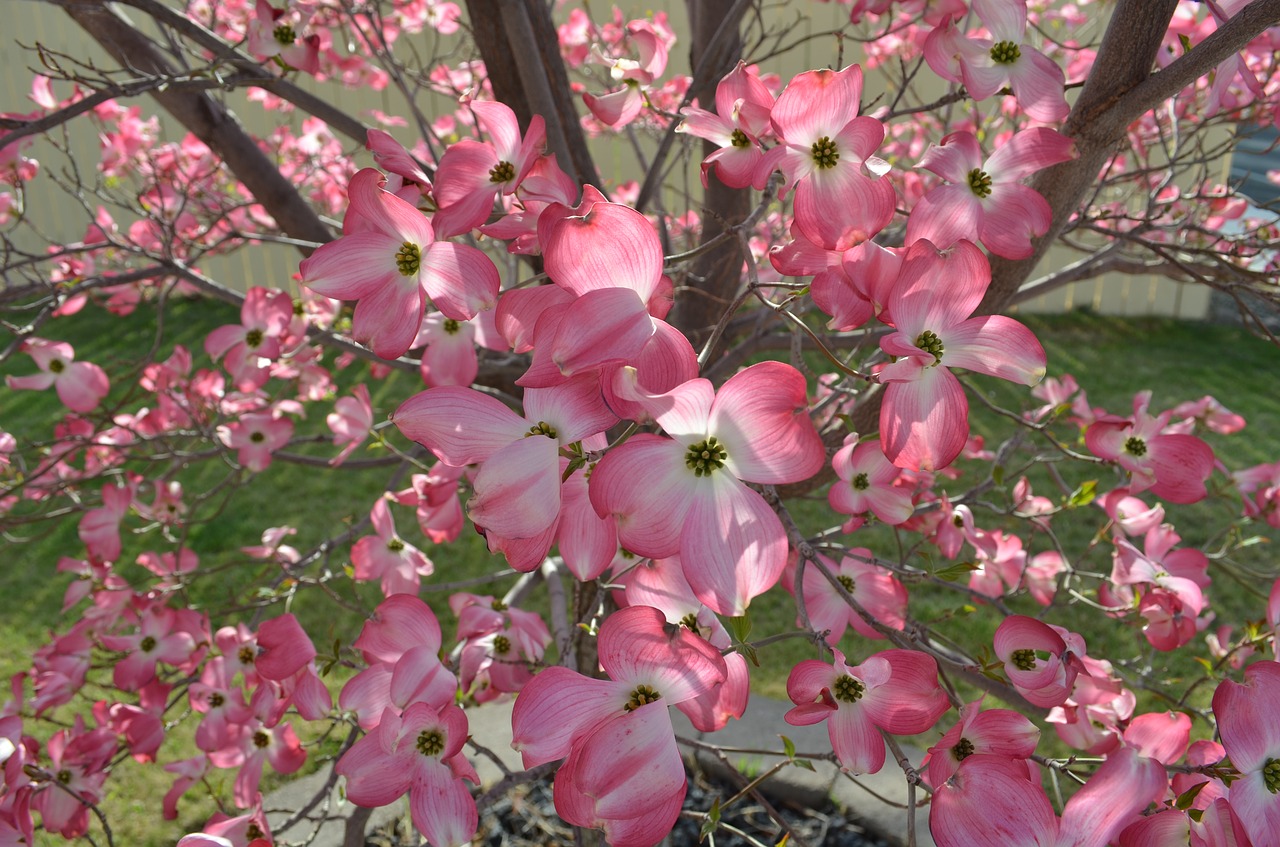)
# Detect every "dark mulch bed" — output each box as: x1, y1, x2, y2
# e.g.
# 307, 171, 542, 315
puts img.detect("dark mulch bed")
368, 767, 890, 847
